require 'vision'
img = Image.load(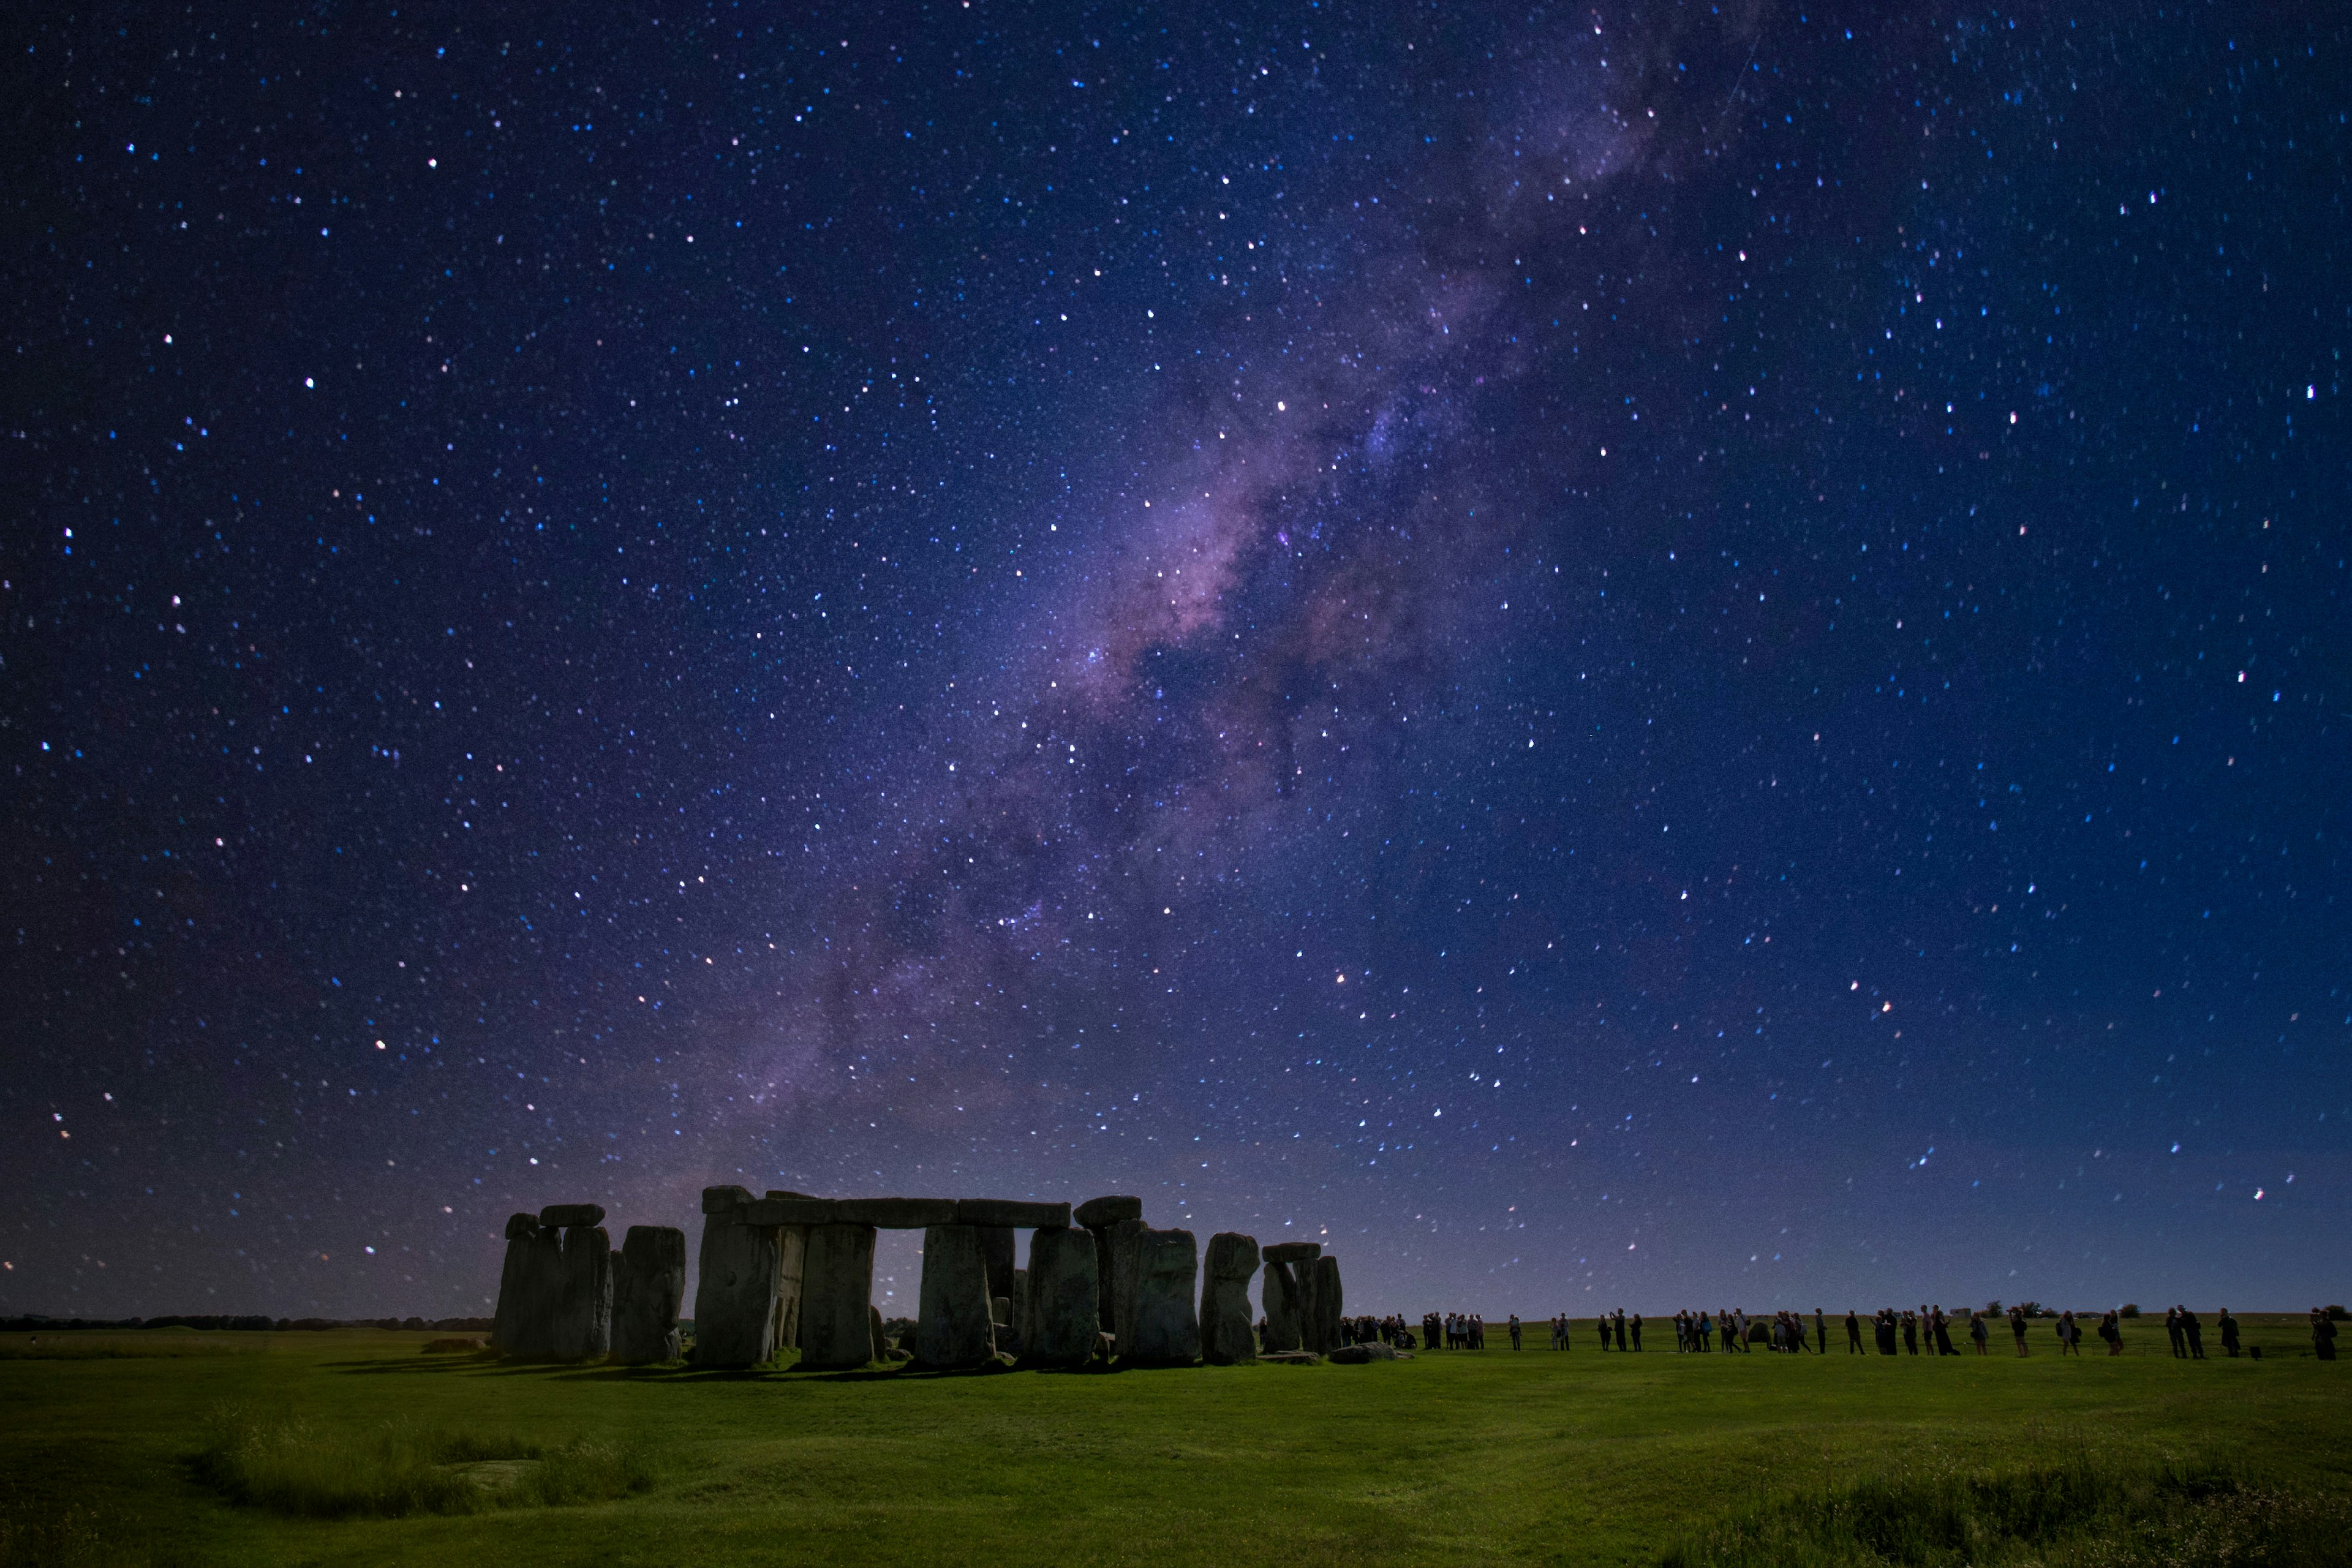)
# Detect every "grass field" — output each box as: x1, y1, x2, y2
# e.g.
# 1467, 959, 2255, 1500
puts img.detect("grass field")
1, 1316, 2342, 1566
